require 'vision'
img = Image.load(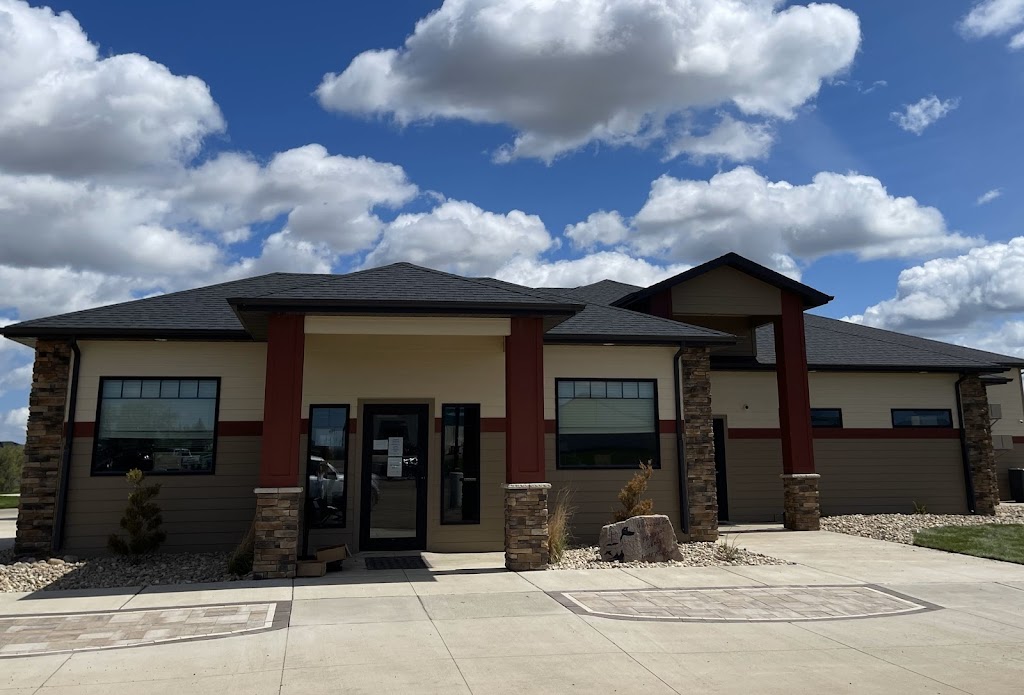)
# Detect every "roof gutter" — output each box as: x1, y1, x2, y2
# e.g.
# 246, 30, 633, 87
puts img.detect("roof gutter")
673, 344, 690, 535
53, 339, 81, 552
954, 374, 977, 514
